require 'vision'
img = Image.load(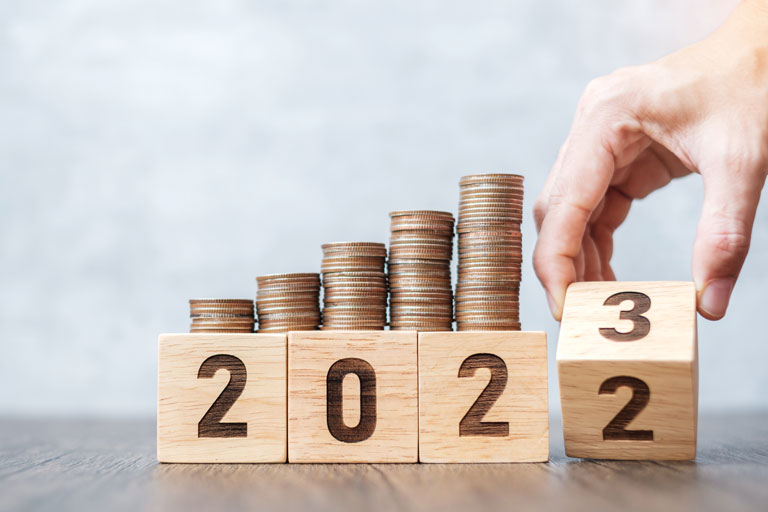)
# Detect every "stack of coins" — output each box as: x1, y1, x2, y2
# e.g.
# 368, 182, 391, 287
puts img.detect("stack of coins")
456, 173, 523, 331
321, 242, 388, 330
189, 299, 255, 332
388, 210, 454, 331
255, 273, 321, 332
